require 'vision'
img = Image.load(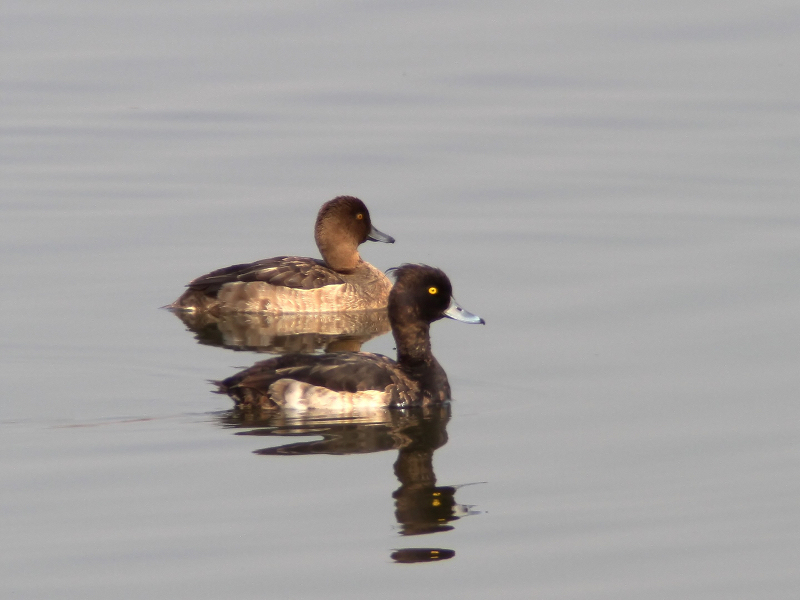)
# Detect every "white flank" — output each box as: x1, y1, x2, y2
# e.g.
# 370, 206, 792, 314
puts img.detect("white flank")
270, 378, 389, 412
